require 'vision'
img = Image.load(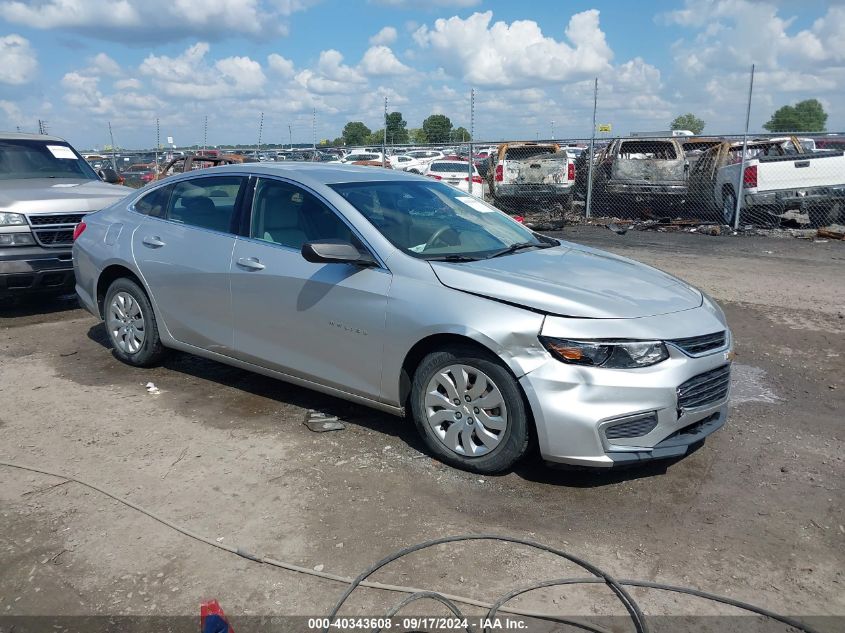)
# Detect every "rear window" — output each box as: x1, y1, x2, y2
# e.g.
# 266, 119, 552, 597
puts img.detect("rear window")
504, 146, 556, 161
430, 162, 470, 173
617, 141, 678, 159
